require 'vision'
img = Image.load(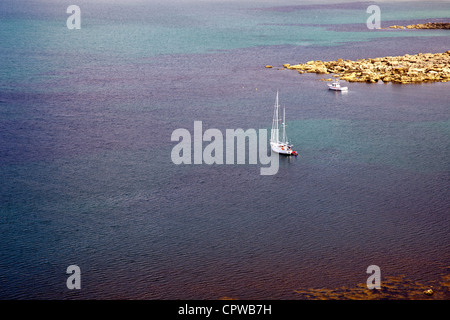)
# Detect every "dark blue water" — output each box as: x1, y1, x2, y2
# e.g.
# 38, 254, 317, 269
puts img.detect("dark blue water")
0, 0, 449, 299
